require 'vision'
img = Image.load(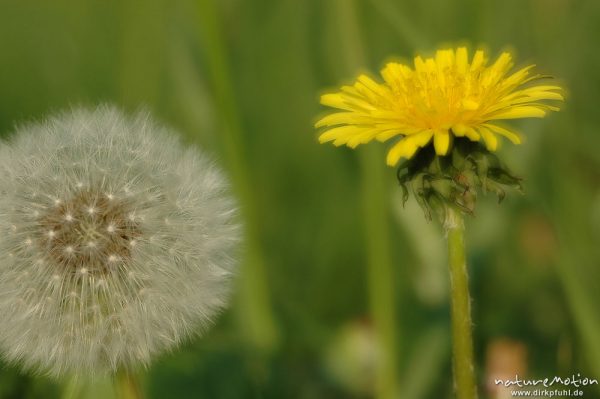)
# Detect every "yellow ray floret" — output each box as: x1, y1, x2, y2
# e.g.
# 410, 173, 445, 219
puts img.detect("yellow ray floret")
316, 47, 563, 166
